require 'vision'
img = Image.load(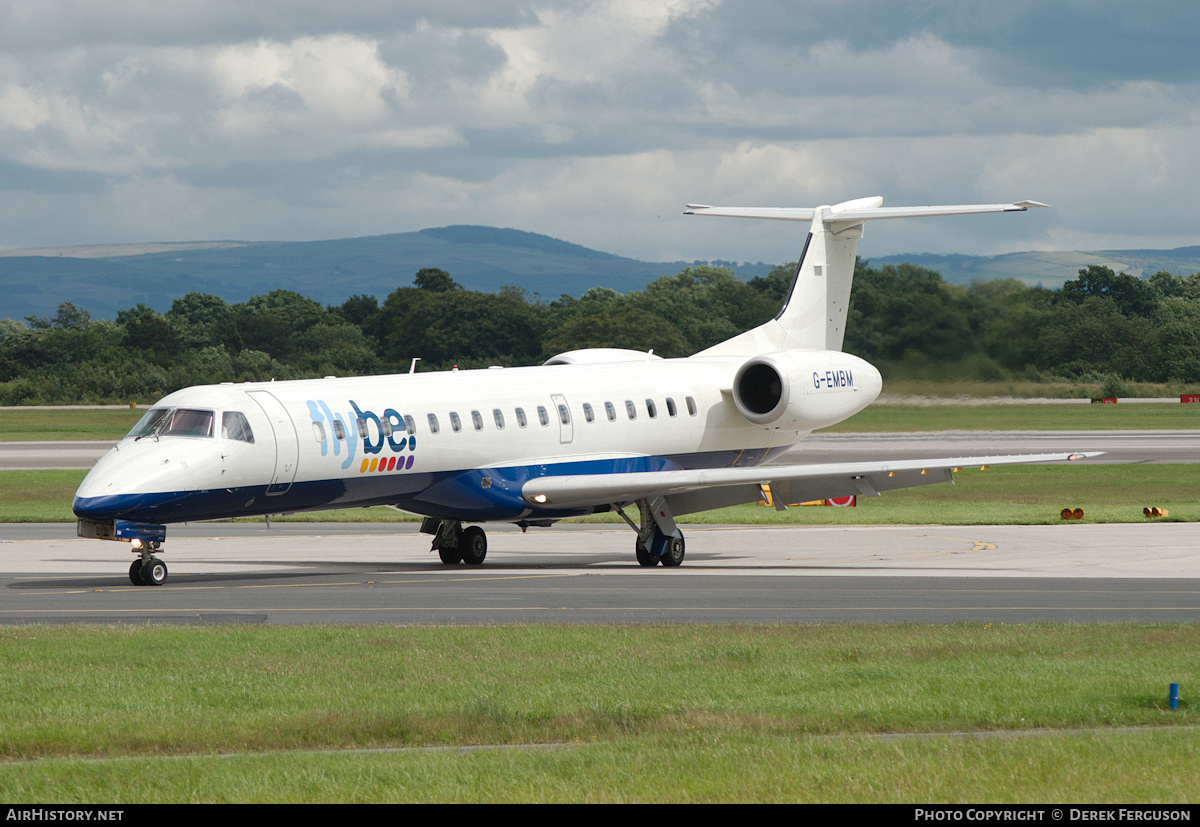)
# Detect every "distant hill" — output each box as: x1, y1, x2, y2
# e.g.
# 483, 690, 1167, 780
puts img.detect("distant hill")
0, 226, 720, 321
3, 223, 1198, 321
870, 247, 1200, 288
